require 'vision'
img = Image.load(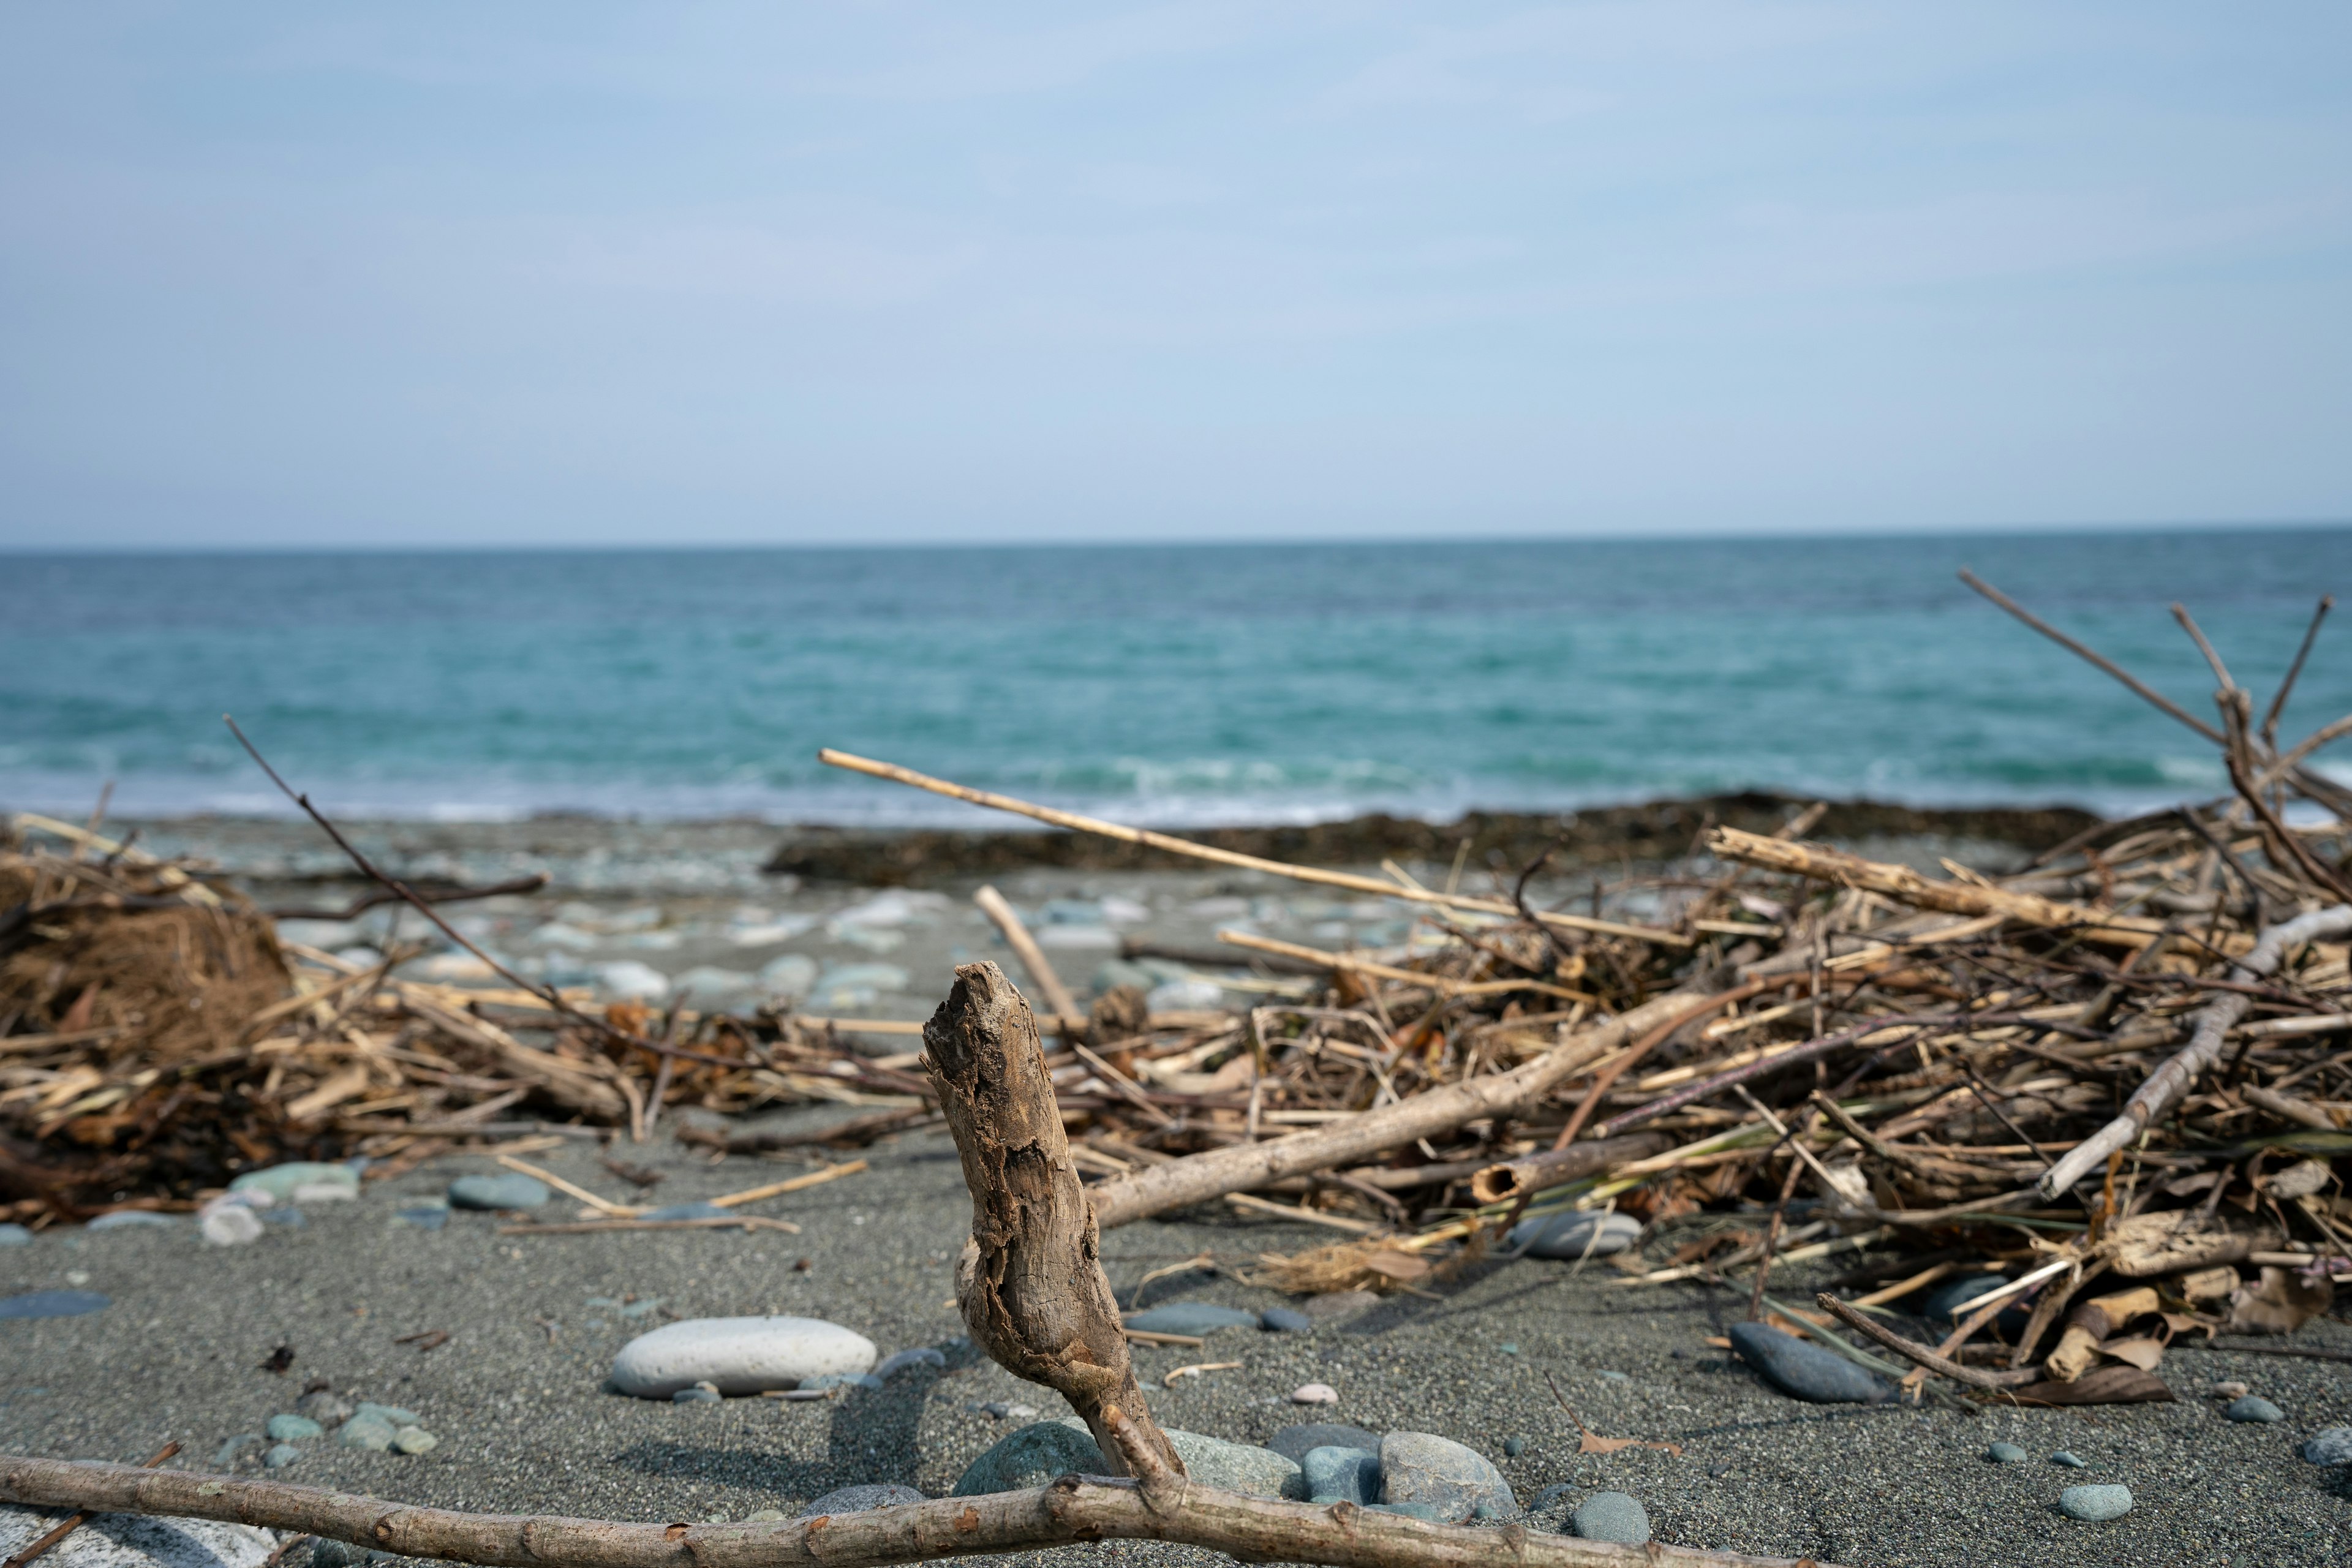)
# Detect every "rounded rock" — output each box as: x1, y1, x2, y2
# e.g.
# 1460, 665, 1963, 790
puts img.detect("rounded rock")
2301, 1427, 2352, 1465
1302, 1446, 1381, 1507
1268, 1423, 1382, 1464
0, 1290, 110, 1320
1259, 1307, 1313, 1333
392, 1427, 439, 1454
447, 1174, 550, 1211
0, 1224, 30, 1247
1379, 1432, 1515, 1525
1290, 1383, 1340, 1405
265, 1415, 323, 1442
952, 1420, 1106, 1496
2051, 1450, 2086, 1468
262, 1444, 302, 1470
1503, 1437, 1525, 1458
2057, 1484, 2132, 1522
1986, 1442, 2029, 1464
1507, 1210, 1642, 1260
1726, 1321, 1891, 1404
1571, 1491, 1651, 1546
611, 1316, 876, 1398
336, 1415, 396, 1452
2225, 1395, 2284, 1423
1123, 1302, 1261, 1336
